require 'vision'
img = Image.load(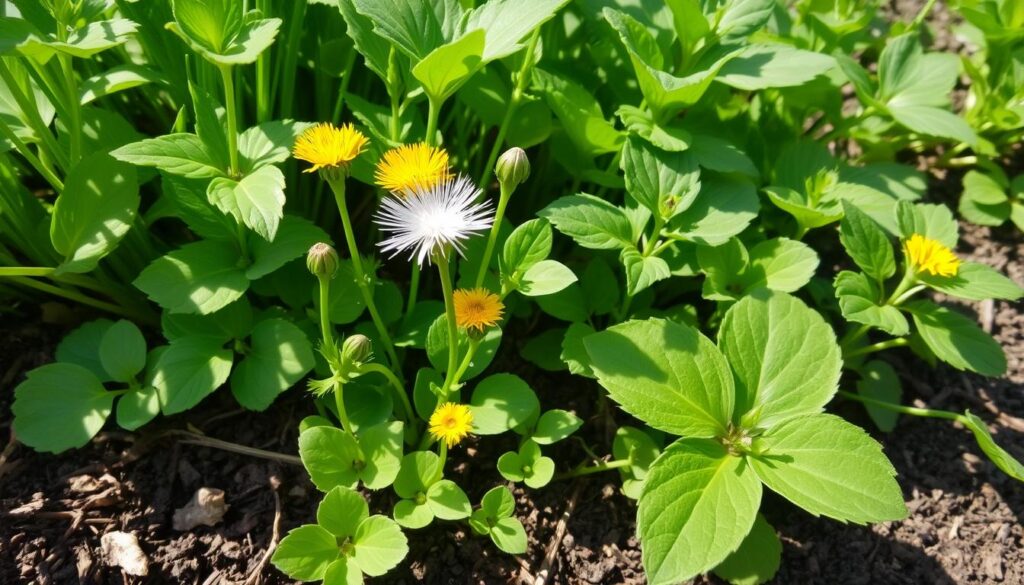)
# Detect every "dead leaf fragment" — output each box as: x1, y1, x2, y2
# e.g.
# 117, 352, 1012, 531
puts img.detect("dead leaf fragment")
100, 531, 149, 576
173, 487, 228, 531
